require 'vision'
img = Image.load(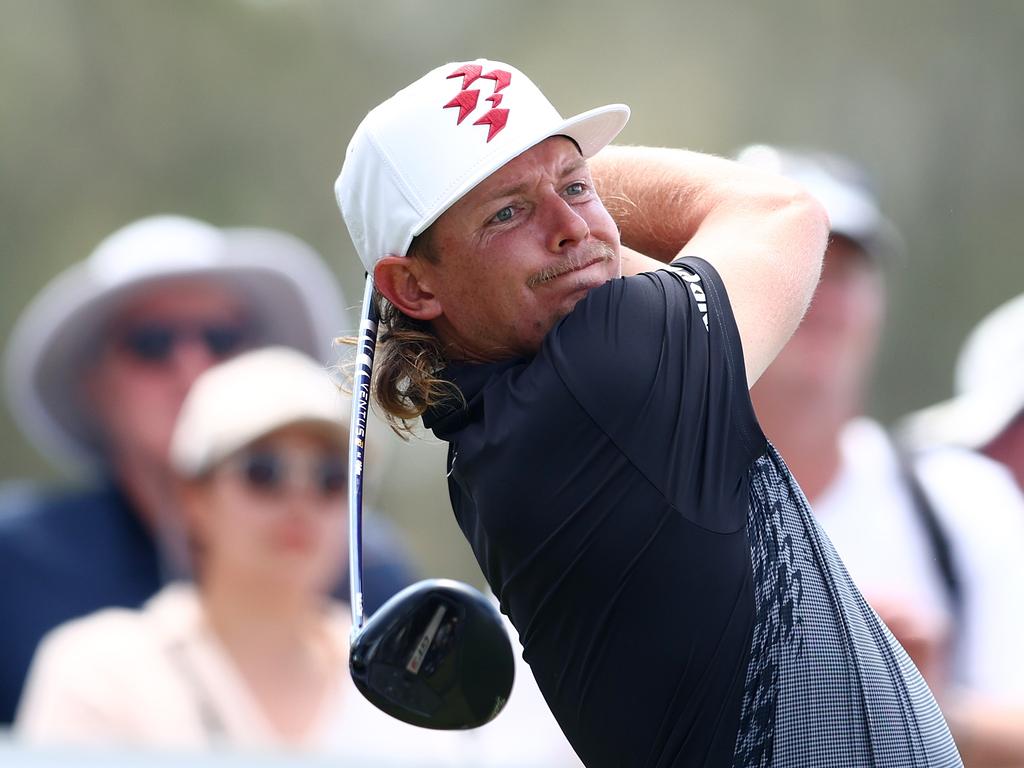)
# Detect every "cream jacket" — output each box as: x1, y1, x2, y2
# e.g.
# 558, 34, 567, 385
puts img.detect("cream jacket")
16, 582, 581, 765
